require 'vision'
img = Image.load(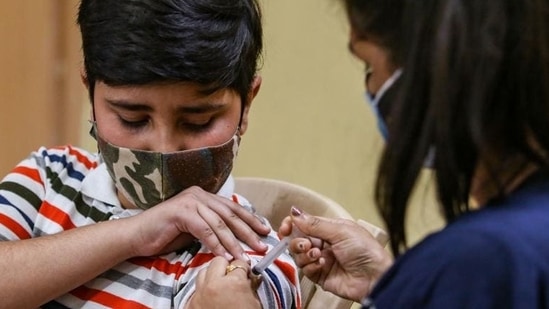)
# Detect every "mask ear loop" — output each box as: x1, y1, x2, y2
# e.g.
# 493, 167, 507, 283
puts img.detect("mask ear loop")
88, 93, 98, 142
88, 121, 98, 140
88, 104, 98, 140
